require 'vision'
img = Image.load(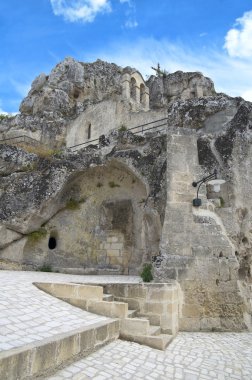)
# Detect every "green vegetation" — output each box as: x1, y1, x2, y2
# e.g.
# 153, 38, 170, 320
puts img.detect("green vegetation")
20, 144, 60, 159
65, 198, 80, 210
140, 263, 153, 282
219, 197, 225, 207
27, 228, 47, 243
118, 124, 127, 132
108, 181, 120, 188
0, 114, 13, 121
37, 263, 52, 272
20, 162, 38, 172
